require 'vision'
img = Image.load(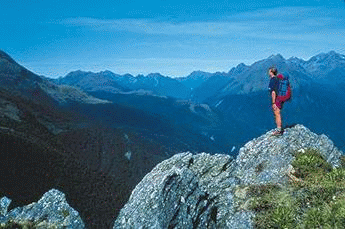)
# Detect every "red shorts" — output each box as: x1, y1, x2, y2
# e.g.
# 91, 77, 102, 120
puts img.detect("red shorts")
275, 98, 284, 109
